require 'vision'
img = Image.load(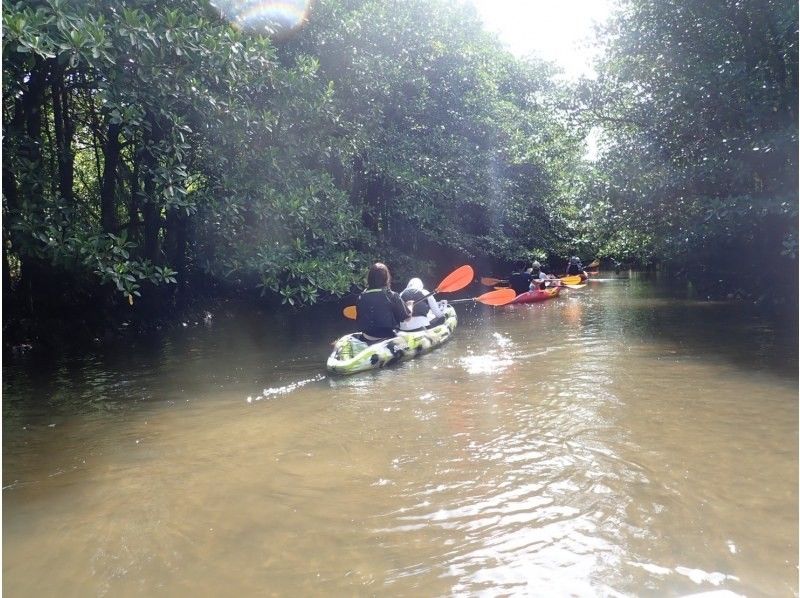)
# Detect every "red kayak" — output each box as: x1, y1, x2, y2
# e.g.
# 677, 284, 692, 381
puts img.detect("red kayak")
509, 286, 561, 304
